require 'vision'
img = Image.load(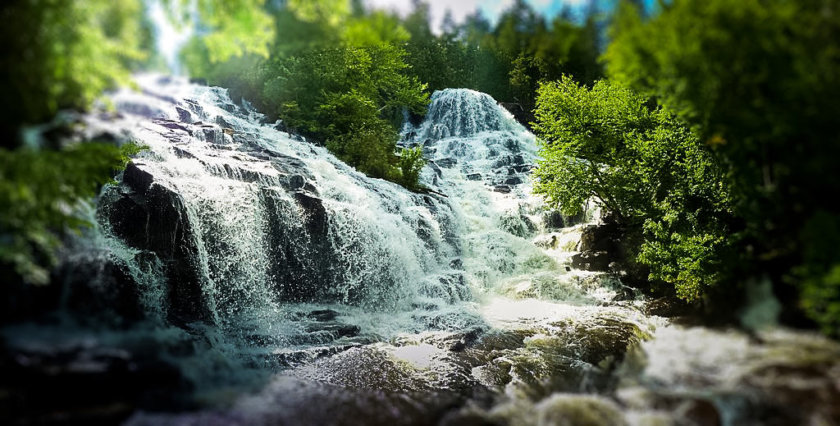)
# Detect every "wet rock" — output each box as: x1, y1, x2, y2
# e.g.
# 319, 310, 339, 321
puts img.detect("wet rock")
293, 192, 329, 237
108, 162, 210, 324
287, 174, 306, 191
175, 107, 192, 123
153, 119, 189, 133
493, 185, 511, 194
467, 173, 482, 181
504, 176, 523, 185
436, 158, 457, 168
172, 147, 197, 160
307, 309, 339, 322
215, 115, 234, 129
535, 394, 628, 426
